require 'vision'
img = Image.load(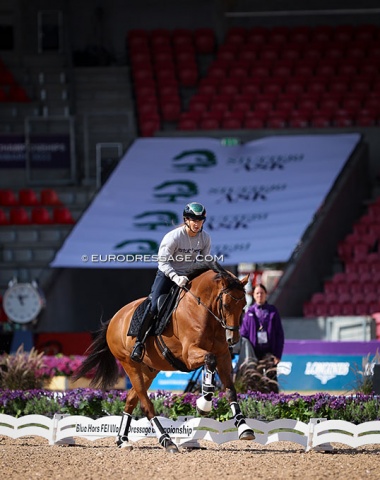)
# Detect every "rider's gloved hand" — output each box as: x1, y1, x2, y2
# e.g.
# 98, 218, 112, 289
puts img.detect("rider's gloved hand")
171, 274, 189, 288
